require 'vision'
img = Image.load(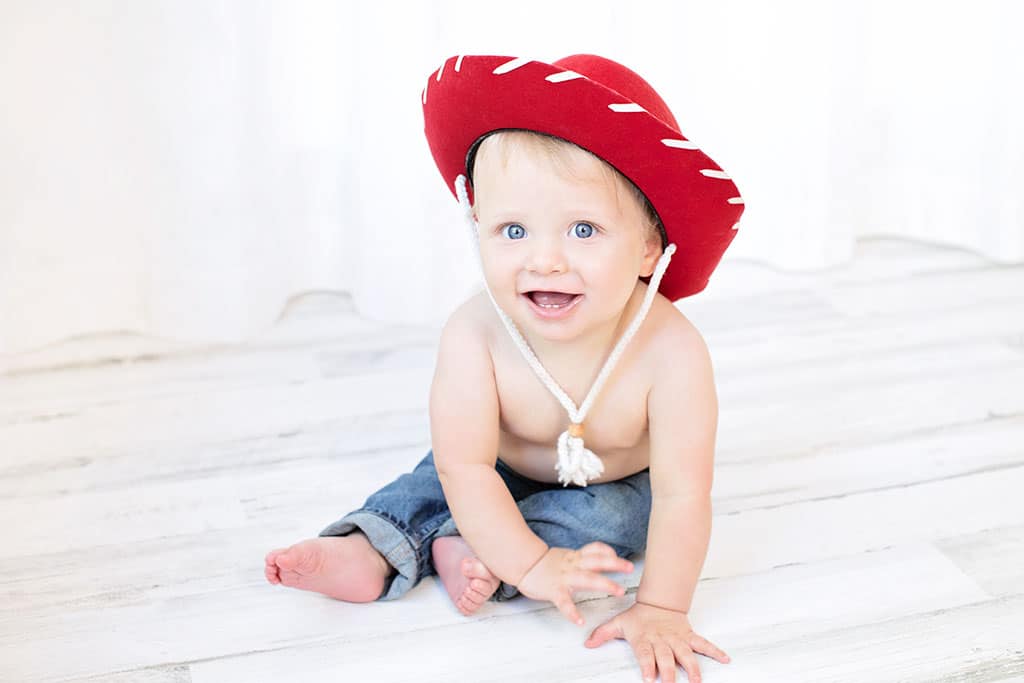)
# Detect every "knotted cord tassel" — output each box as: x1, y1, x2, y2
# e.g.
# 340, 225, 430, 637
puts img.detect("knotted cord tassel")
556, 429, 604, 487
